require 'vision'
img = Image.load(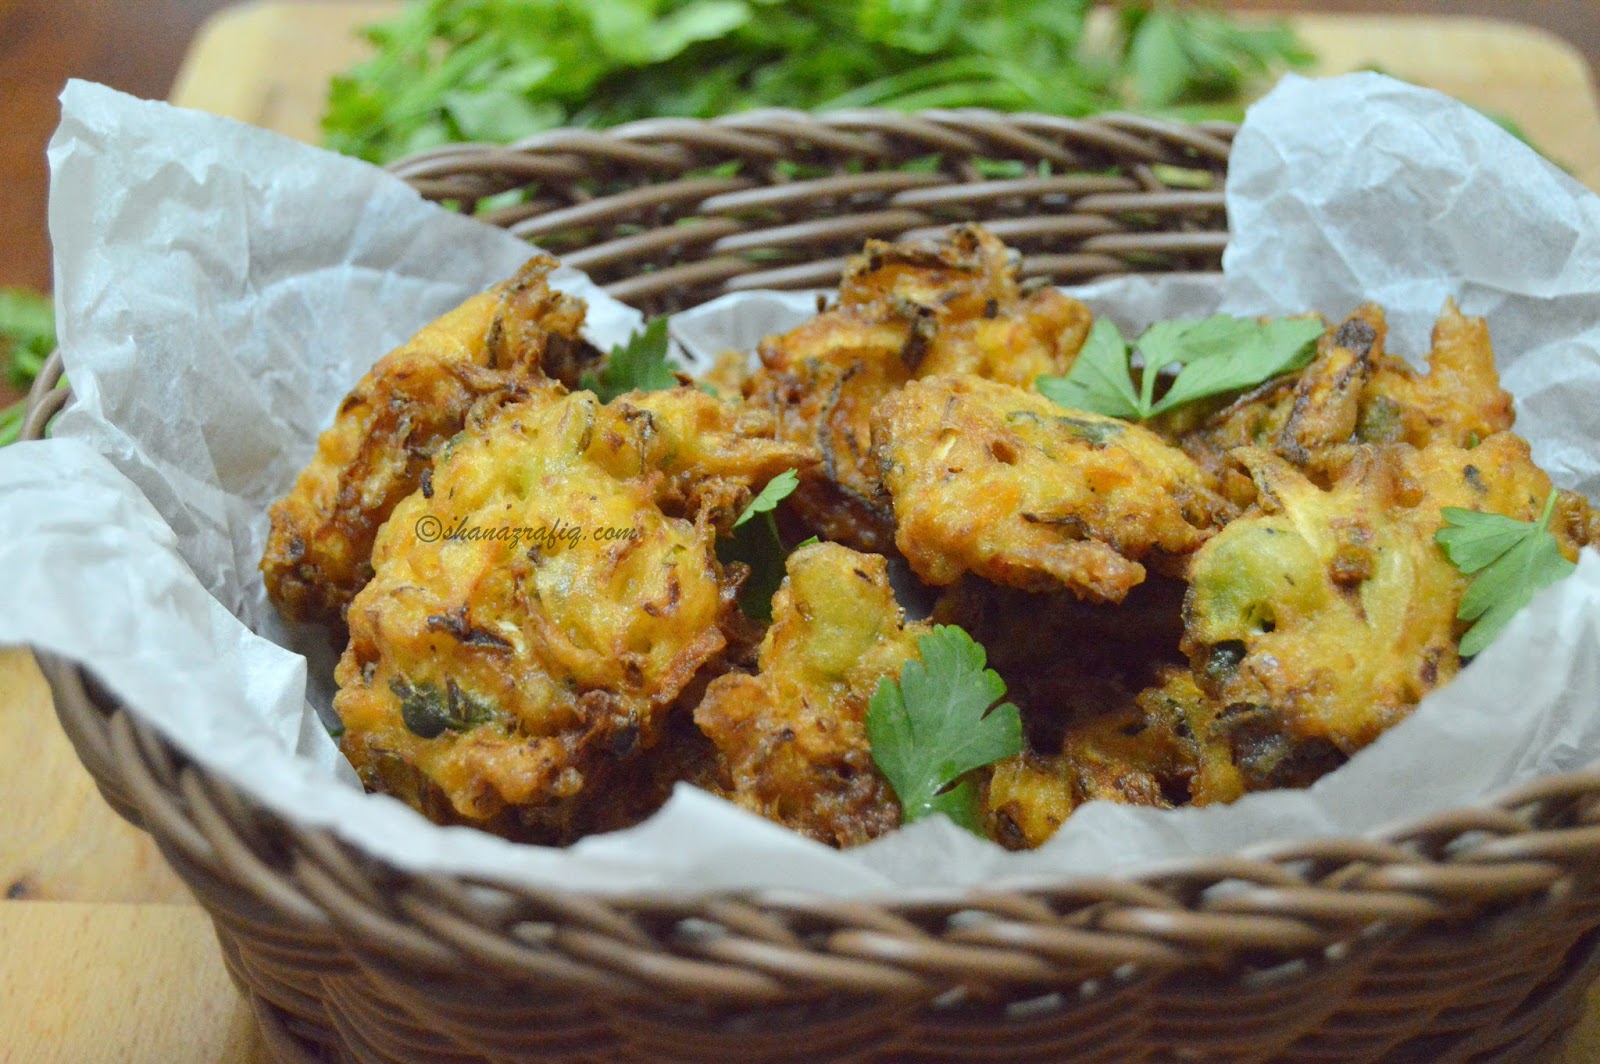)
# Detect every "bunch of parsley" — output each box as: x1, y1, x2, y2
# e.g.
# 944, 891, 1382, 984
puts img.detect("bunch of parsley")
324, 1, 1312, 163
0, 288, 56, 448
